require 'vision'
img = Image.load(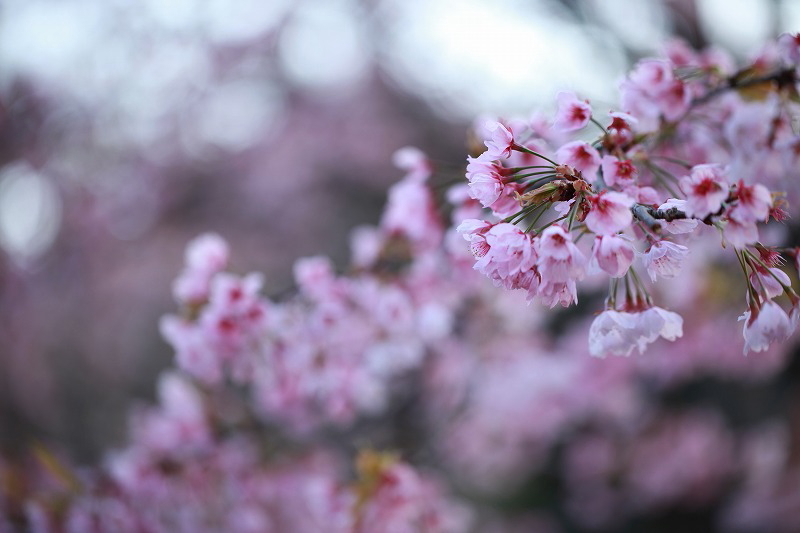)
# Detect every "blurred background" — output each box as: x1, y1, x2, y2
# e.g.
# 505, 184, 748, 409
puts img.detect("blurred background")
0, 0, 798, 461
